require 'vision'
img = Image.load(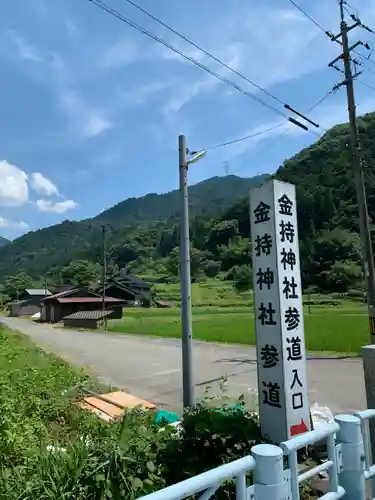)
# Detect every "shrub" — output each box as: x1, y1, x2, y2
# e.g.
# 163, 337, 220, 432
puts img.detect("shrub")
0, 327, 317, 499
161, 401, 263, 498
